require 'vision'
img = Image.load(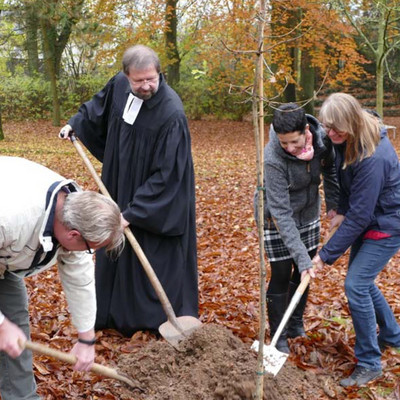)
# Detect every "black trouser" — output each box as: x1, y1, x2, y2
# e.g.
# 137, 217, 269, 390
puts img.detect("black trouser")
267, 248, 317, 295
